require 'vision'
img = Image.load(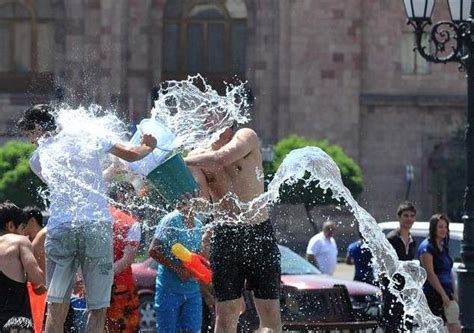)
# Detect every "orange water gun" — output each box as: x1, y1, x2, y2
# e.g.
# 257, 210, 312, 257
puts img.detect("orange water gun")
171, 243, 212, 284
